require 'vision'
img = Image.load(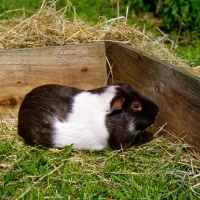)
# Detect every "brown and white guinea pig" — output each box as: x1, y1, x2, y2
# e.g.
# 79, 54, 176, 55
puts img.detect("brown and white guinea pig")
18, 83, 159, 150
